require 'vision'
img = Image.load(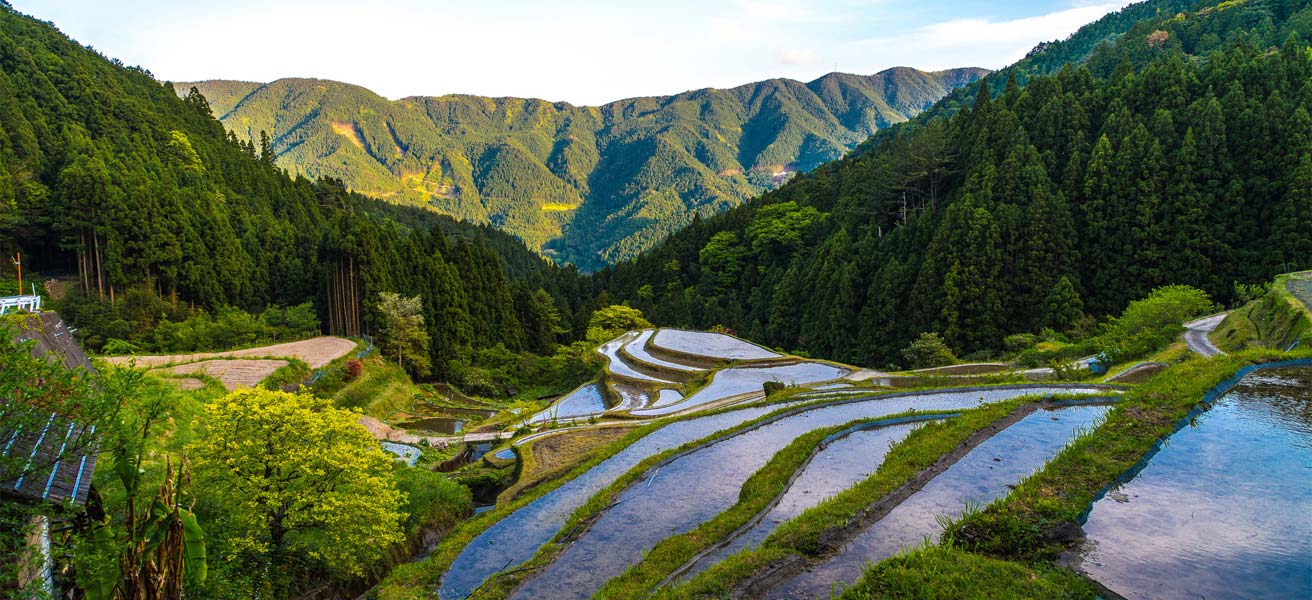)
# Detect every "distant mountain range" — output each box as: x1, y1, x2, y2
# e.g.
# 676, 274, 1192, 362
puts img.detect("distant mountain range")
176, 67, 987, 269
